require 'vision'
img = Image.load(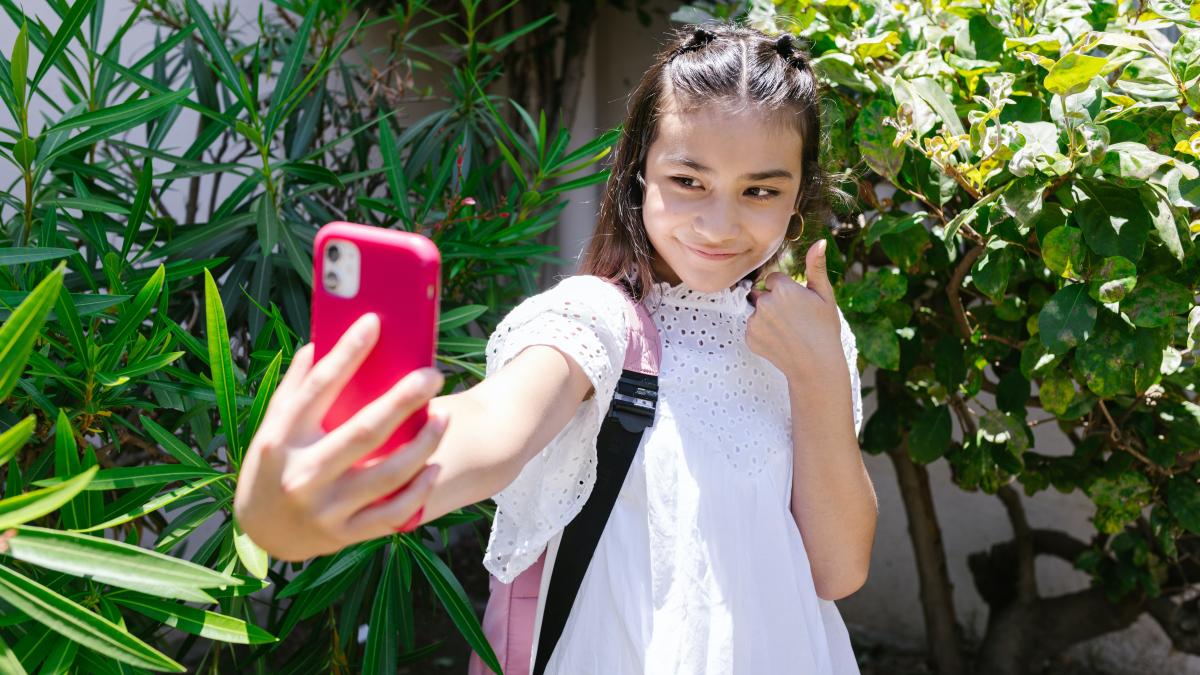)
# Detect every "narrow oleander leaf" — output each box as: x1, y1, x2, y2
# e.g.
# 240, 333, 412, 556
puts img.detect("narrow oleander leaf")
0, 635, 27, 675
33, 465, 220, 491
31, 0, 97, 88
6, 526, 240, 602
0, 248, 75, 265
204, 268, 242, 464
364, 543, 401, 674
0, 466, 97, 529
232, 518, 269, 579
0, 263, 64, 402
73, 474, 228, 533
109, 593, 277, 644
0, 564, 184, 671
244, 350, 282, 441
0, 416, 35, 467
100, 264, 165, 371
11, 20, 28, 110
401, 538, 500, 674
139, 416, 213, 470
